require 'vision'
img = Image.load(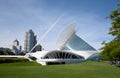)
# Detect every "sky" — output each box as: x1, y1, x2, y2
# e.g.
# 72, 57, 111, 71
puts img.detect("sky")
0, 0, 119, 50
